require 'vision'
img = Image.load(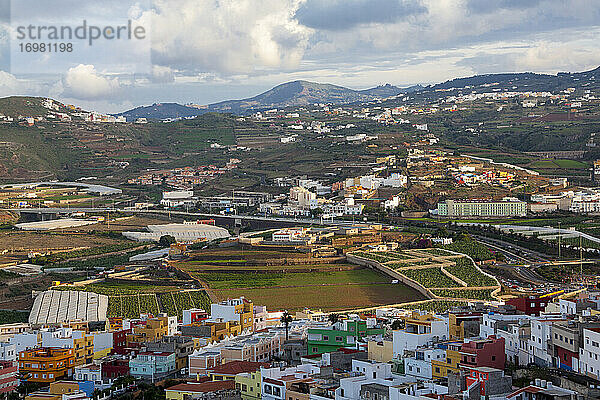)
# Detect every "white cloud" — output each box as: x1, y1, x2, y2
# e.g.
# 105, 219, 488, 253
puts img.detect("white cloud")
150, 0, 312, 75
151, 65, 175, 83
62, 64, 121, 100
0, 71, 19, 92
0, 70, 42, 97
516, 41, 599, 72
